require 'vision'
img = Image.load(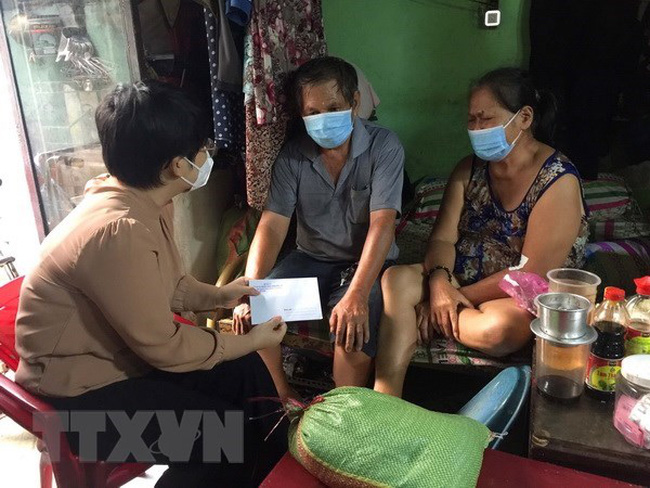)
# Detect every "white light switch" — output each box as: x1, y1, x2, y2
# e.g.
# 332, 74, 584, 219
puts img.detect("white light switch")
485, 10, 501, 27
